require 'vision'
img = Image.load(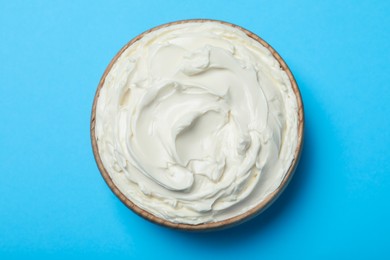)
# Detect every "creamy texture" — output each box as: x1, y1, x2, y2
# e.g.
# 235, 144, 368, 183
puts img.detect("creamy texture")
95, 22, 298, 224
